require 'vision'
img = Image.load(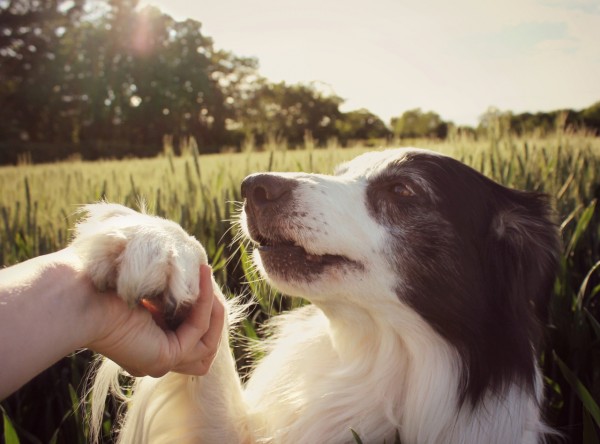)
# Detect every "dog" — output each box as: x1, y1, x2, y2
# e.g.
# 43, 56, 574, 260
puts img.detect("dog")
76, 148, 560, 443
